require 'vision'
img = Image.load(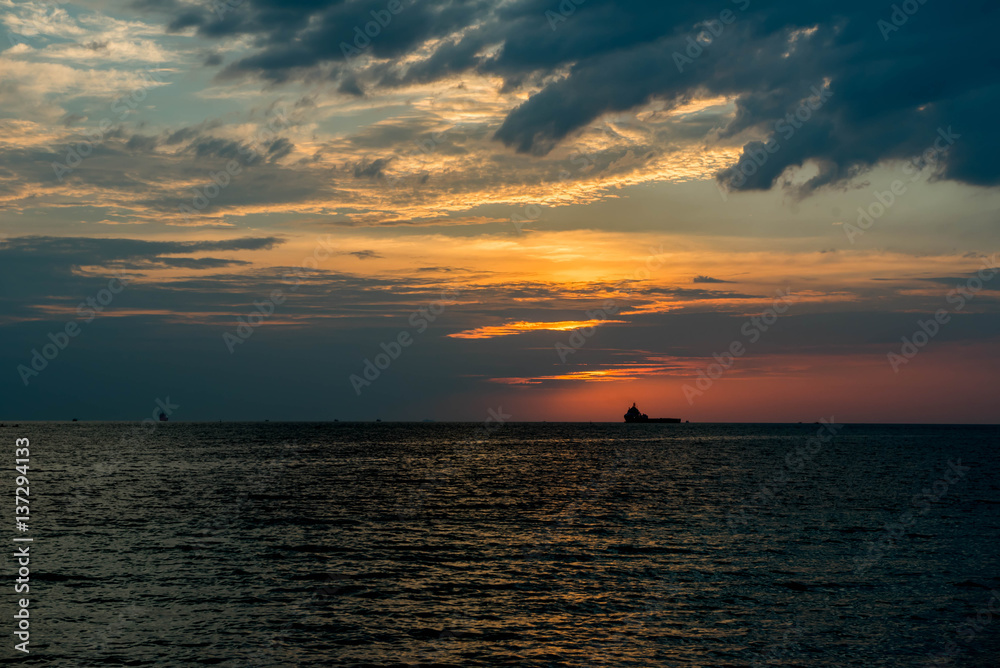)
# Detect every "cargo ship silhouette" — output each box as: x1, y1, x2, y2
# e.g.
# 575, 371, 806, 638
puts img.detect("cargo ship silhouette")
624, 403, 681, 423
